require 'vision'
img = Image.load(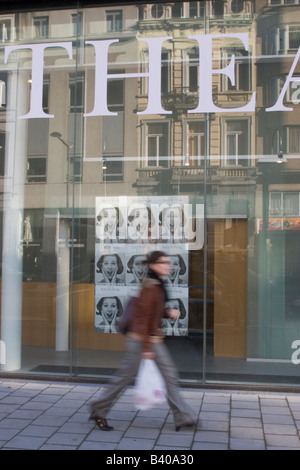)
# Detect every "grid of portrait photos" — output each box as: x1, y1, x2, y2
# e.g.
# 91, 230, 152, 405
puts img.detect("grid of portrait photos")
95, 195, 193, 336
